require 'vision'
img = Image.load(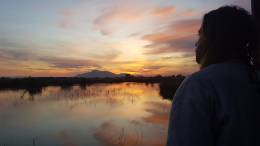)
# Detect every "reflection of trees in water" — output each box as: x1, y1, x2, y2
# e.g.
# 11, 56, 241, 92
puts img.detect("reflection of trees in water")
80, 84, 87, 90
18, 84, 146, 109
14, 79, 181, 105
20, 86, 44, 101
60, 84, 73, 91
1, 75, 185, 102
